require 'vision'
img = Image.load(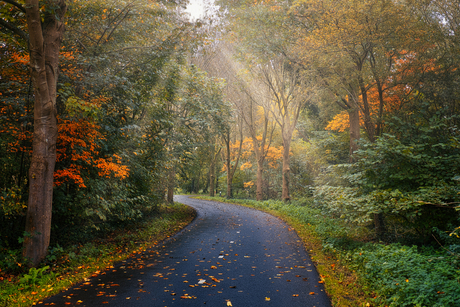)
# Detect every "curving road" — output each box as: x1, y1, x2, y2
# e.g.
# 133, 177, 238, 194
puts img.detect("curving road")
42, 195, 332, 306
